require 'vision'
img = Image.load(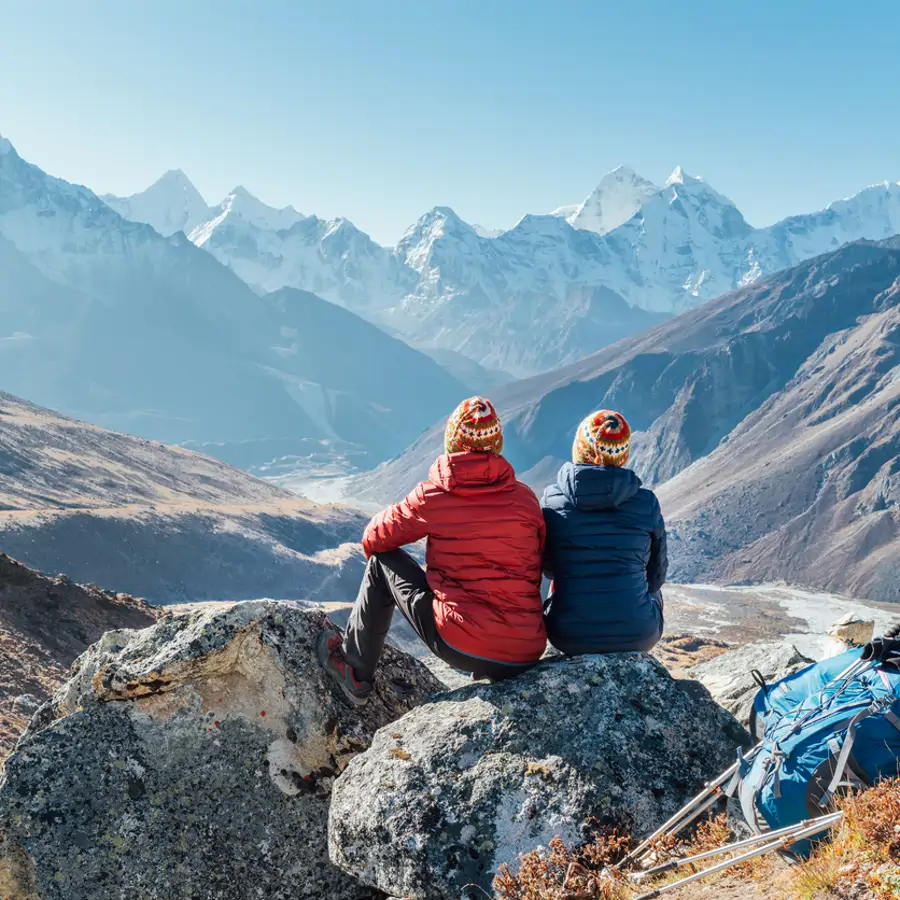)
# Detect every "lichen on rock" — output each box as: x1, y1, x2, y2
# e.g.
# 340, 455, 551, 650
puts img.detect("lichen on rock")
0, 600, 441, 900
328, 651, 750, 899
